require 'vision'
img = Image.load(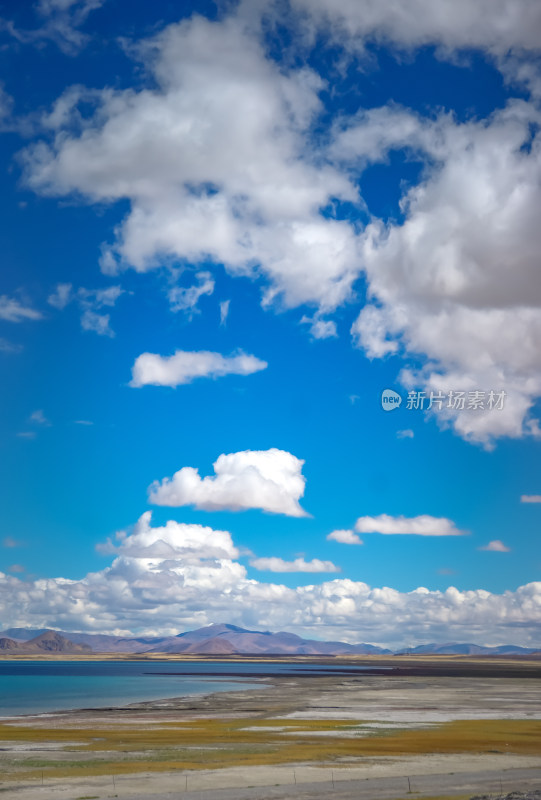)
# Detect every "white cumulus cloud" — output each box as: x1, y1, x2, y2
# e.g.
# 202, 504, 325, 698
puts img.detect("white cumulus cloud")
21, 14, 359, 314
149, 448, 308, 517
347, 101, 541, 445
97, 511, 239, 562
130, 350, 267, 388
301, 315, 338, 339
327, 529, 363, 545
354, 514, 465, 536
521, 495, 541, 503
479, 540, 511, 552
